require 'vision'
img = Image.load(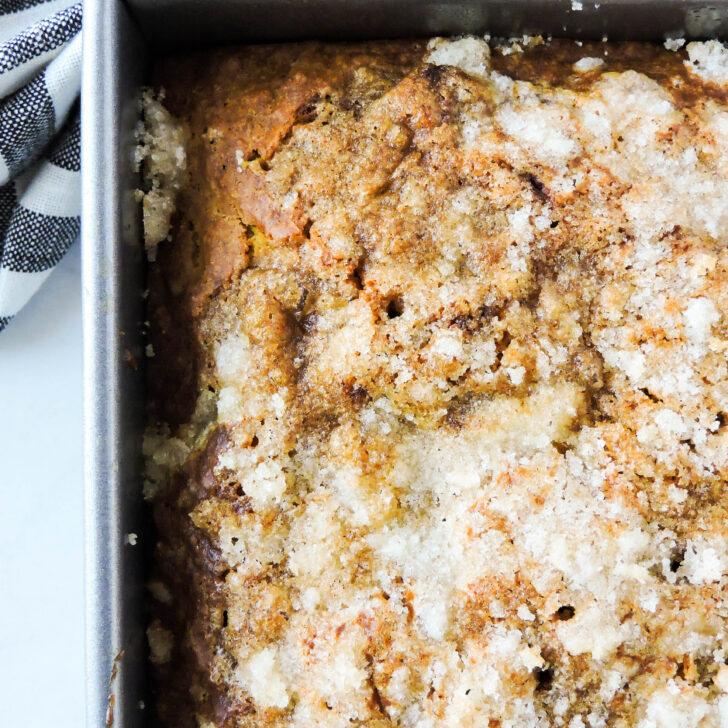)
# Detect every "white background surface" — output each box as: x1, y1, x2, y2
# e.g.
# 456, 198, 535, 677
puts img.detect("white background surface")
0, 242, 84, 728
